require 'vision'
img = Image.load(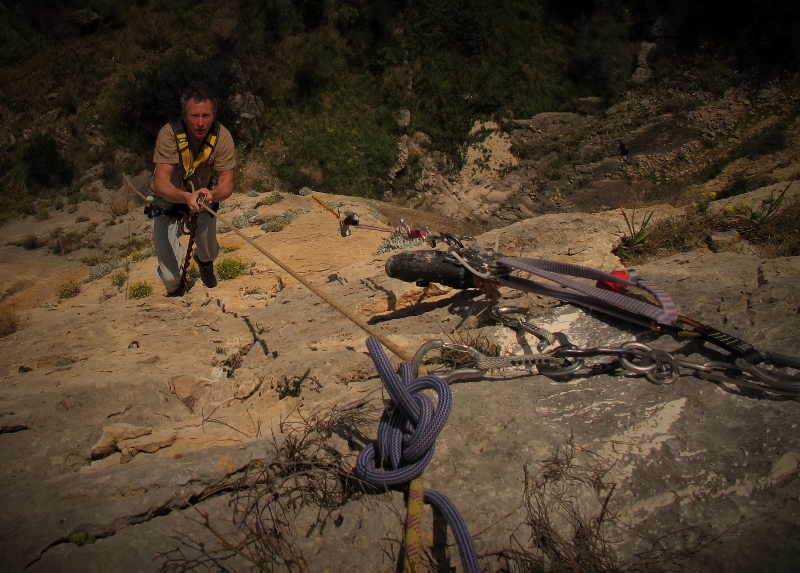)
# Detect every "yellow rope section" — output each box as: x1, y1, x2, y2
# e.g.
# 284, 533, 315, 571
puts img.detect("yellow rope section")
124, 174, 425, 571
311, 193, 344, 221
404, 477, 425, 573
